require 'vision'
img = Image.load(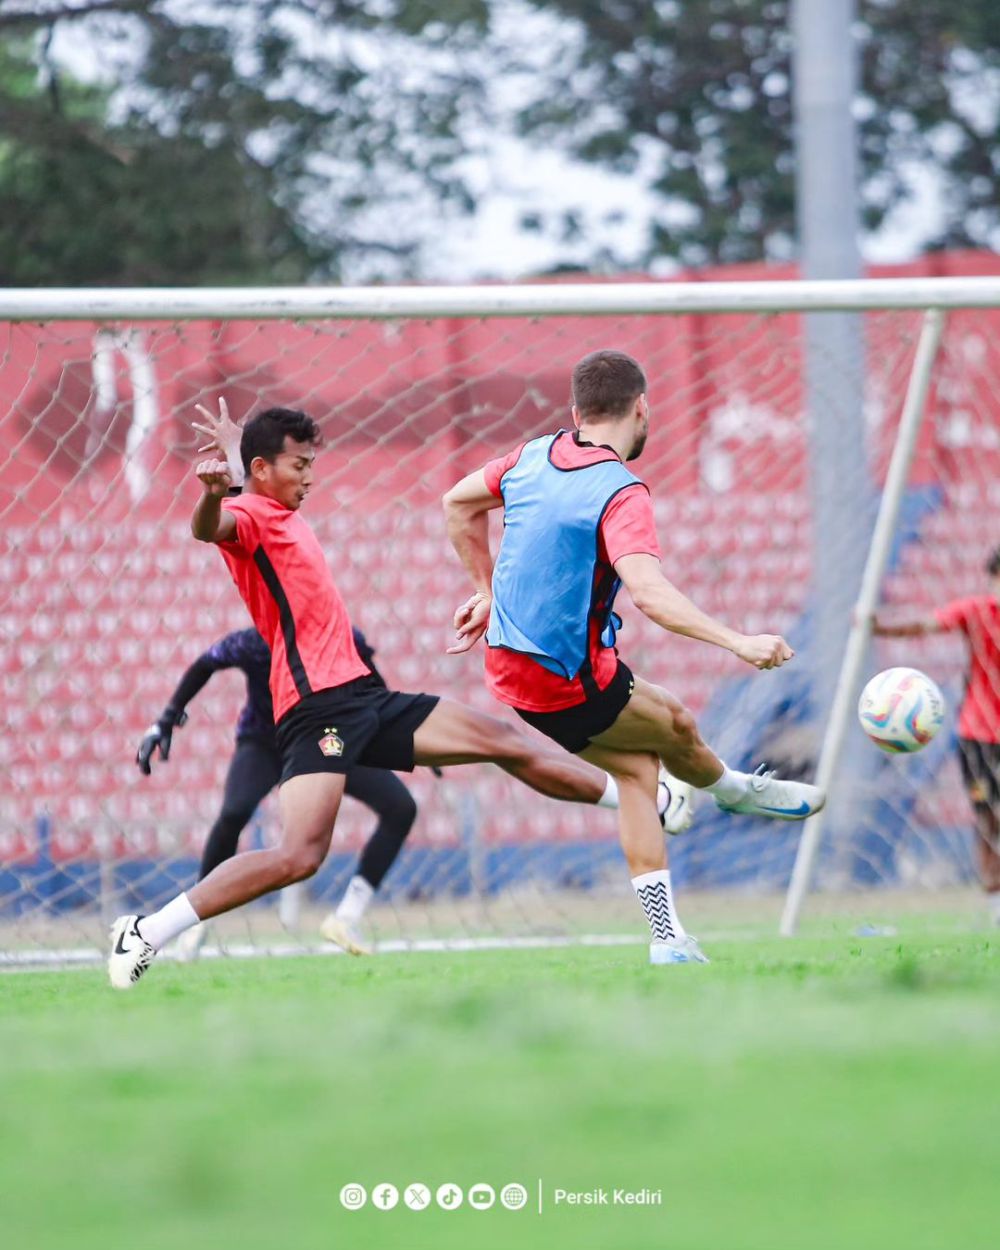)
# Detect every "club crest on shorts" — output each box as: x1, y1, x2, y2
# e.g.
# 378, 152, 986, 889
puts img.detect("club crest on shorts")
318, 727, 344, 758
